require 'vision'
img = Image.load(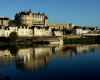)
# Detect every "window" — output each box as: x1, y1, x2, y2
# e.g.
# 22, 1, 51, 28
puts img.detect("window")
41, 18, 42, 21
37, 18, 38, 21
